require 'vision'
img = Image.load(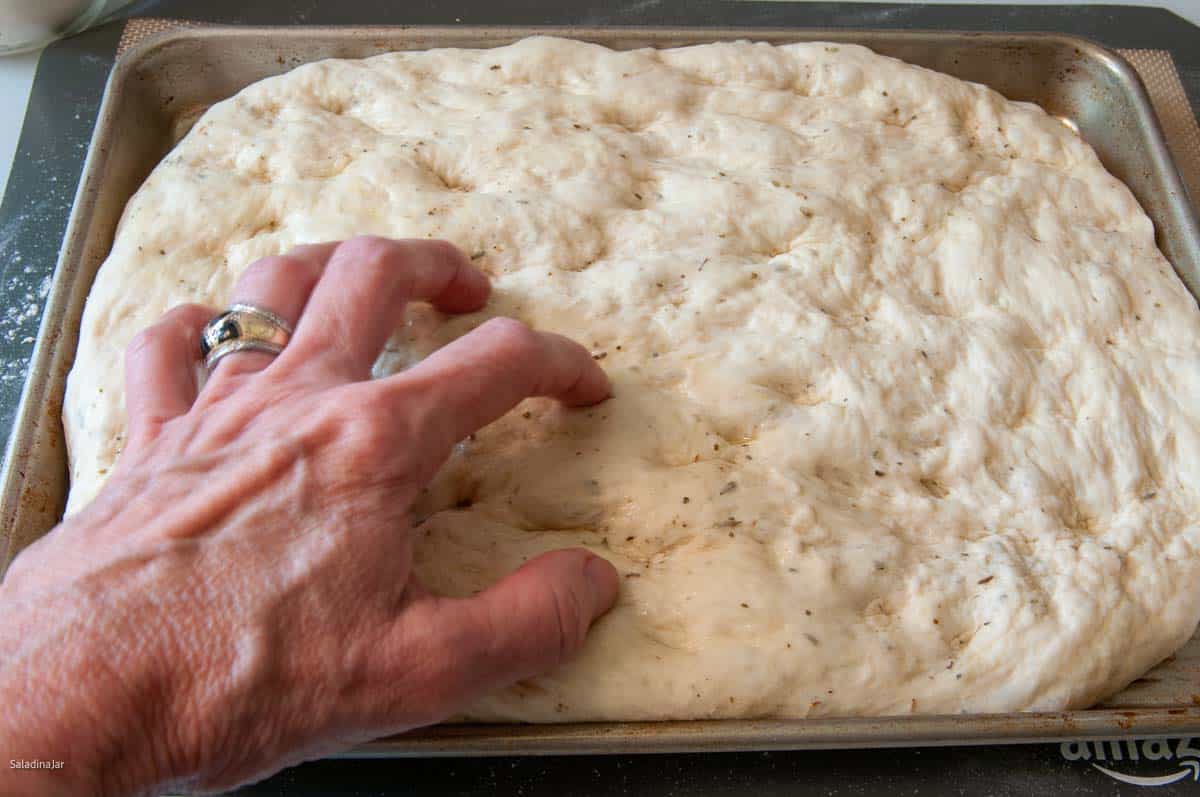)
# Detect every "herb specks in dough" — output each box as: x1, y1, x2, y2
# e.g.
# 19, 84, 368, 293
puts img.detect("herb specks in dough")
65, 35, 1200, 723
